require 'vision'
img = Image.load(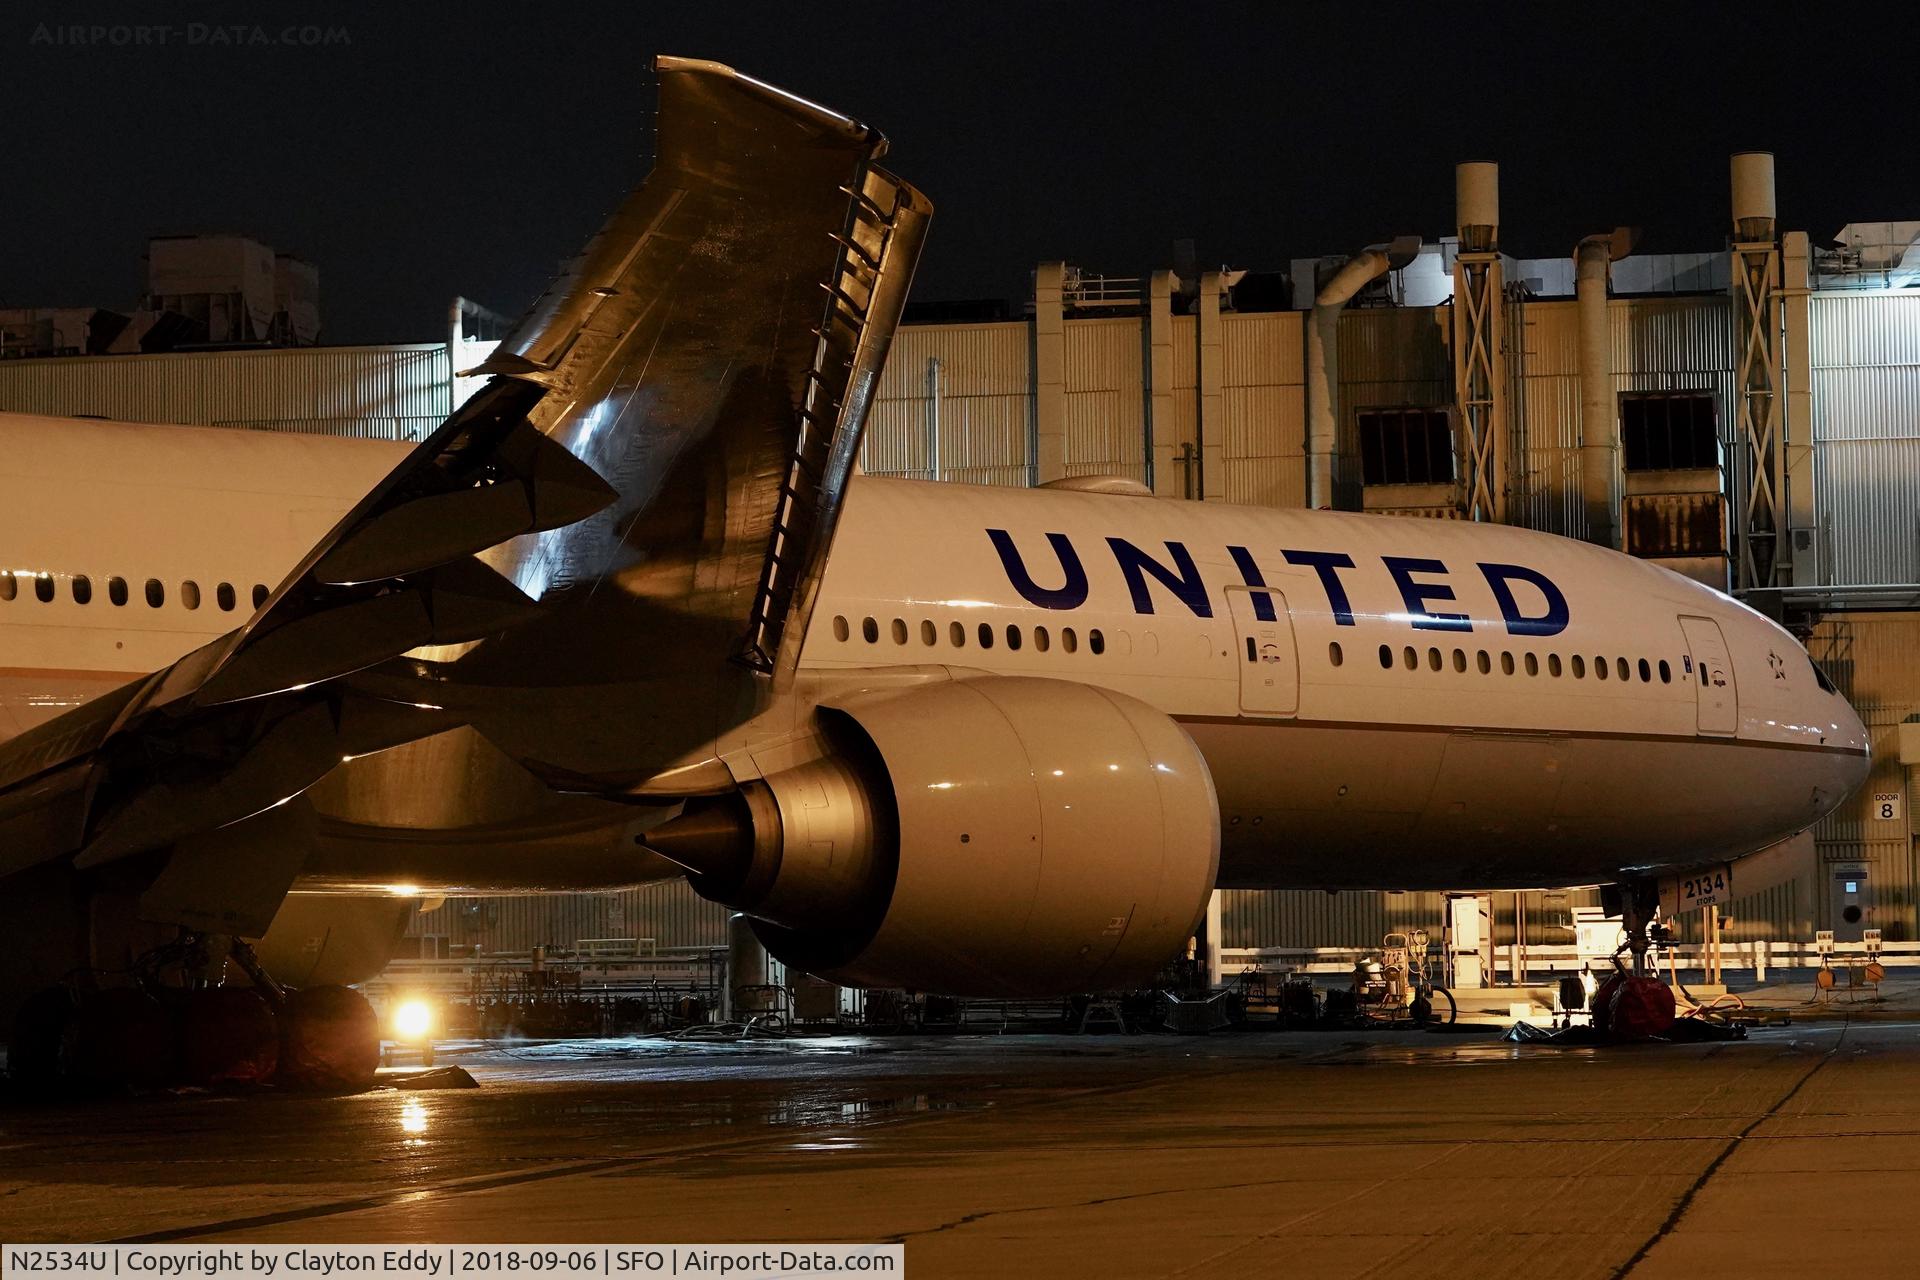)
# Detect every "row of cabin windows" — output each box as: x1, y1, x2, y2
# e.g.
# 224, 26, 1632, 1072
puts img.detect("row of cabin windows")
1359, 391, 1719, 487
831, 614, 1106, 656
0, 571, 270, 612
1373, 642, 1676, 686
